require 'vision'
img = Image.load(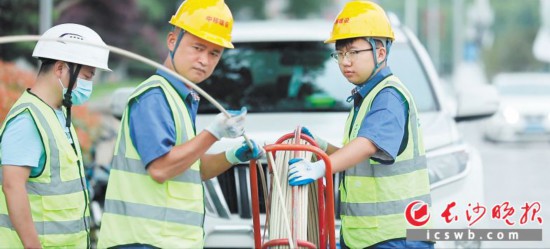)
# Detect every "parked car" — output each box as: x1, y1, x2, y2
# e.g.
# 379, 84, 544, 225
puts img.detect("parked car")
484, 72, 550, 142
193, 18, 498, 249
106, 19, 498, 249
